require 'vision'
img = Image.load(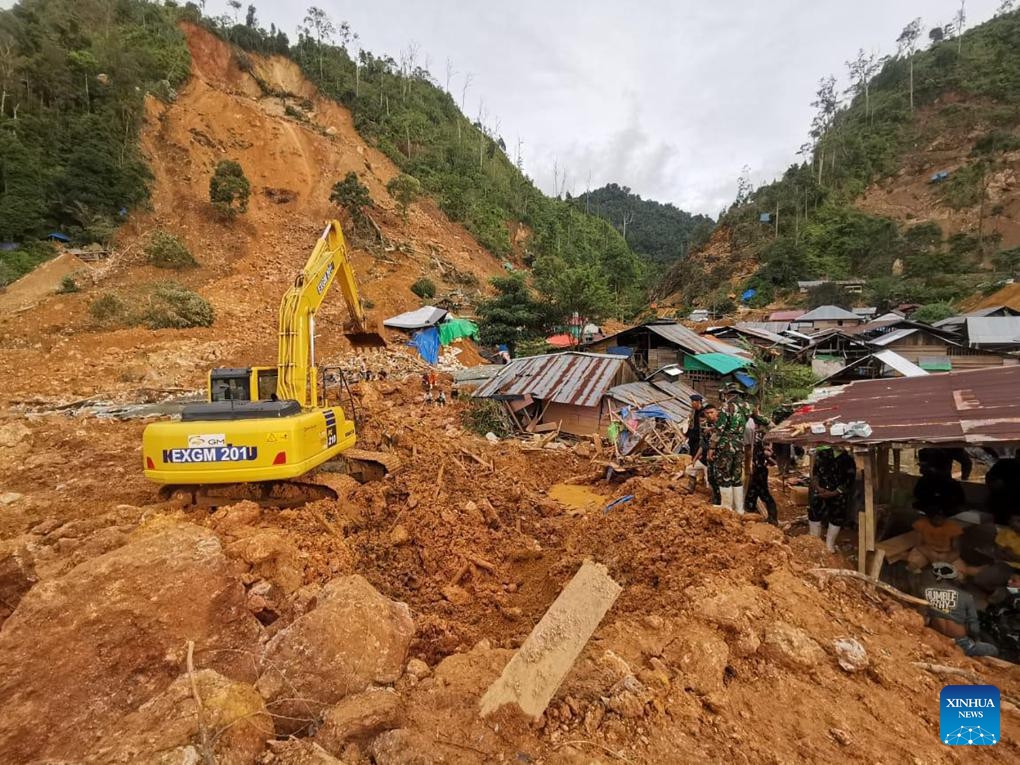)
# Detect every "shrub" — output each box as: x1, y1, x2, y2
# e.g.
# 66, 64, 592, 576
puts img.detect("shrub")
56, 275, 80, 294
142, 282, 215, 329
911, 302, 957, 324
209, 160, 251, 218
330, 172, 373, 231
89, 293, 129, 326
410, 277, 436, 299
146, 230, 196, 269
